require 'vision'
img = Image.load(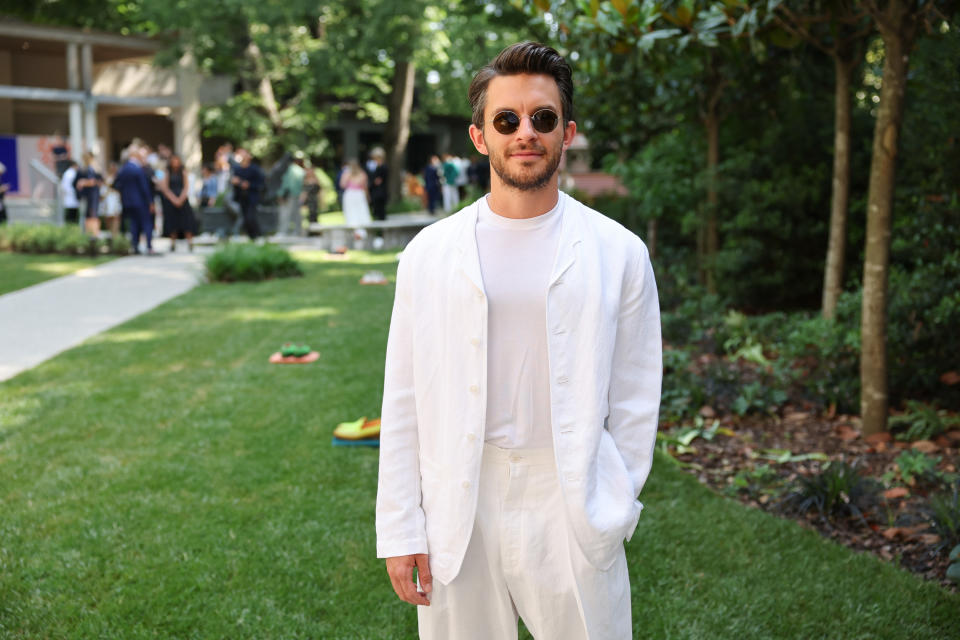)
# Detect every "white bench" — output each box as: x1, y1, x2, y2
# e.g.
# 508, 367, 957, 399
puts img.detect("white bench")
306, 215, 438, 250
